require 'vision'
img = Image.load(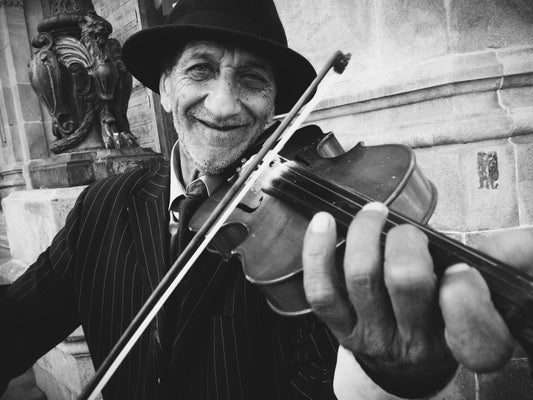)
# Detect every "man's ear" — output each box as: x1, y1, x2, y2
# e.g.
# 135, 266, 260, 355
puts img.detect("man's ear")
159, 73, 172, 113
